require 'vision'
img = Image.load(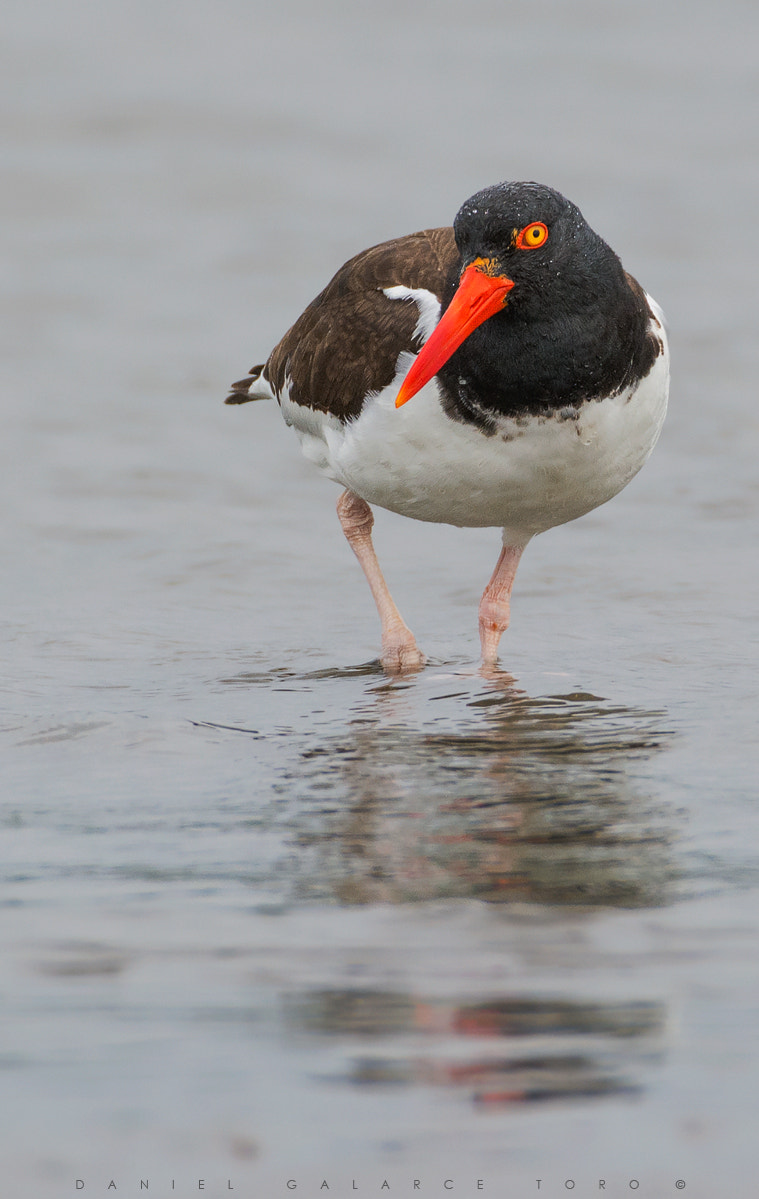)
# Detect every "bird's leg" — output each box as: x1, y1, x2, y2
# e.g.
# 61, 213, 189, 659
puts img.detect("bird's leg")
478, 541, 528, 666
336, 489, 425, 674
